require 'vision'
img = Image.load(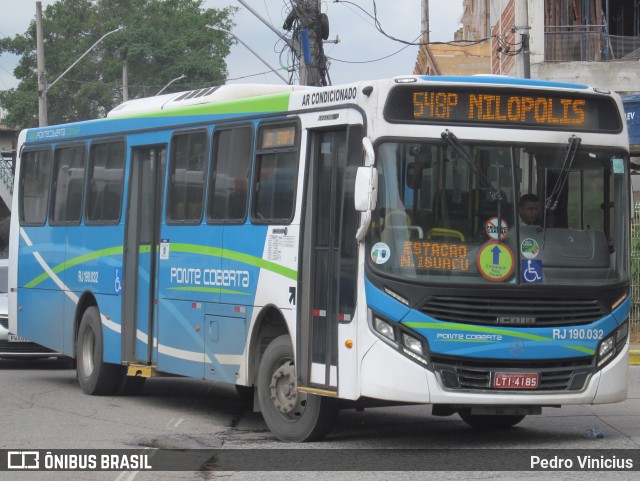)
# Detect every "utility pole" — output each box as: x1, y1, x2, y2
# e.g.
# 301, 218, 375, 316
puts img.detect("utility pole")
236, 0, 328, 86
521, 33, 530, 79
122, 61, 129, 102
421, 0, 429, 44
36, 1, 48, 126
290, 0, 327, 86
511, 26, 531, 79
35, 0, 121, 127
